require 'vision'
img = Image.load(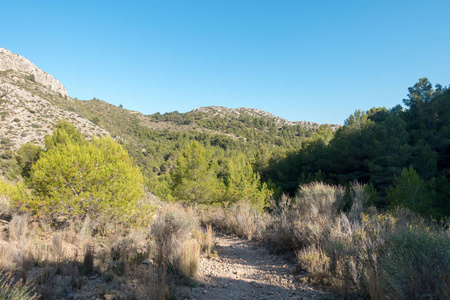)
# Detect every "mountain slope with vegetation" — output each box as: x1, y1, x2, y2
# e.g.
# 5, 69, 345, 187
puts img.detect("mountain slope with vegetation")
0, 48, 333, 190
0, 48, 449, 300
1, 48, 449, 219
0, 48, 108, 152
